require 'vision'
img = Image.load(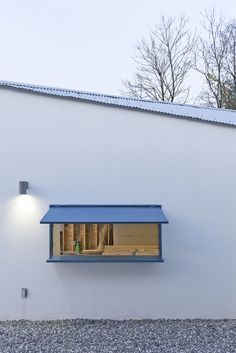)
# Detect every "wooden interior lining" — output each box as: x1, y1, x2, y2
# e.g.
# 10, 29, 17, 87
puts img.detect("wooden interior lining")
54, 223, 158, 256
